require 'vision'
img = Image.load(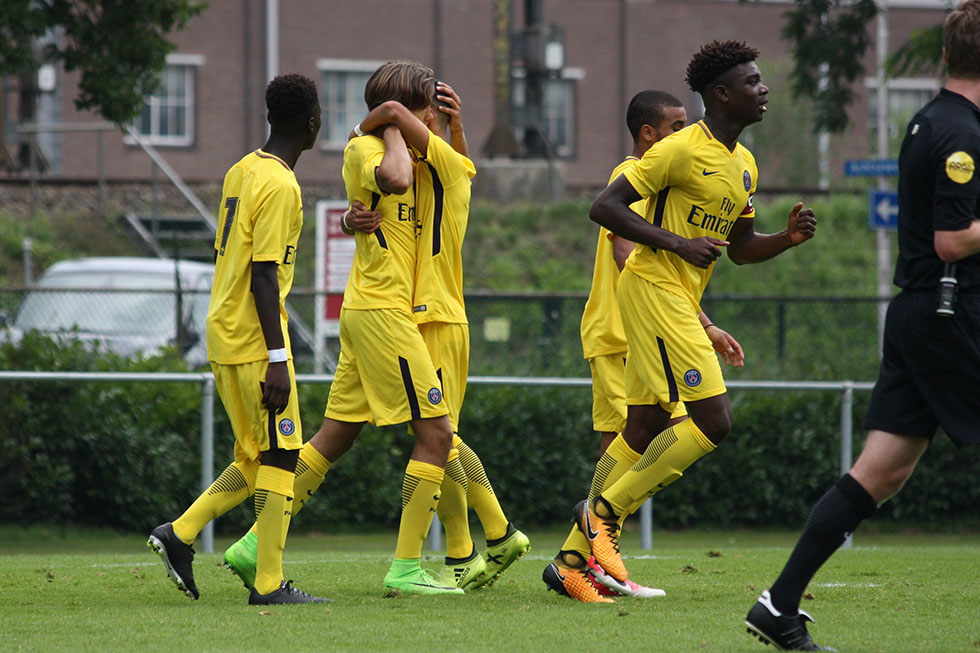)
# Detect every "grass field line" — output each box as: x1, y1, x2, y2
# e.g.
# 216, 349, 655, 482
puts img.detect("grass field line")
34, 543, 963, 570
